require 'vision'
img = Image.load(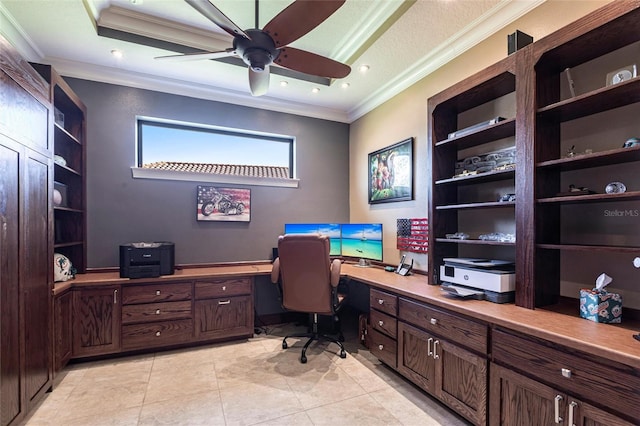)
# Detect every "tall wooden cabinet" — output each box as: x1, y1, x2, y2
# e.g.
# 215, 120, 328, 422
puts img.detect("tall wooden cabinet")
0, 35, 53, 426
32, 64, 87, 274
